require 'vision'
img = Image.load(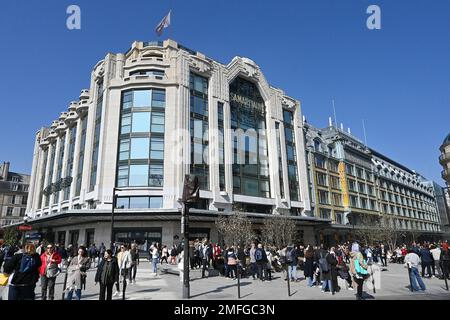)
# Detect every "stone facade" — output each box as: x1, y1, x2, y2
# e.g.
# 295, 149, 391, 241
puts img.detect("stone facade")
21, 39, 447, 248
0, 162, 30, 230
